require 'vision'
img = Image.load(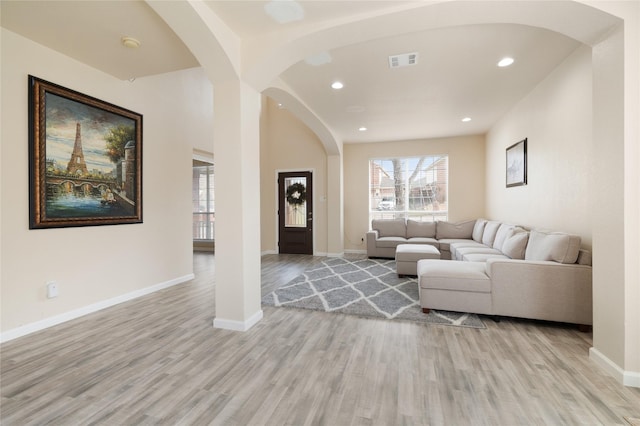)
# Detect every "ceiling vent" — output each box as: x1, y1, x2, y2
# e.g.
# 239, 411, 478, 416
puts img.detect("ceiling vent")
389, 52, 418, 68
